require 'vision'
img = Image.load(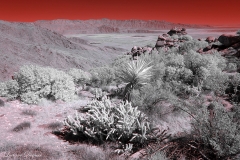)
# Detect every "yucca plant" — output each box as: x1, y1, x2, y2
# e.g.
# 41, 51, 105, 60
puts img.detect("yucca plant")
117, 58, 153, 101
